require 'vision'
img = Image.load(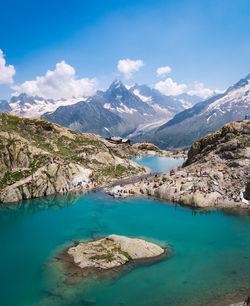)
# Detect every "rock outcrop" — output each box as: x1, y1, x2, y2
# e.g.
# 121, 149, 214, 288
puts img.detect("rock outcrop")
121, 120, 250, 209
0, 113, 147, 204
229, 292, 250, 306
67, 235, 165, 270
